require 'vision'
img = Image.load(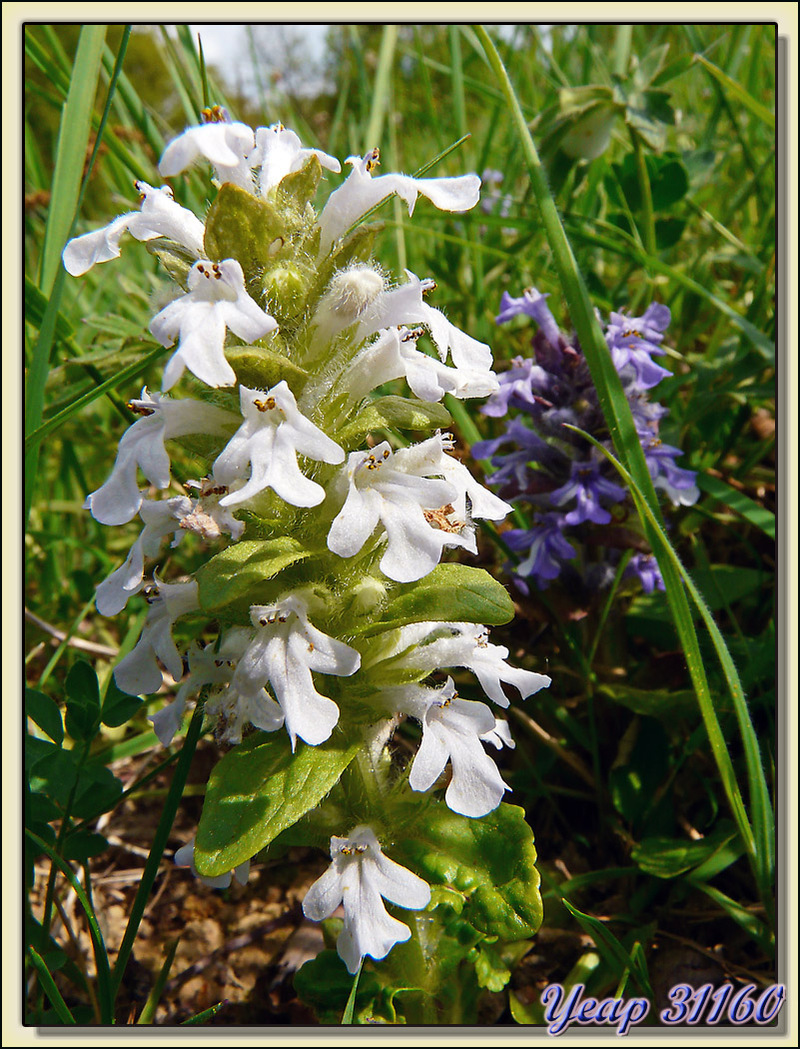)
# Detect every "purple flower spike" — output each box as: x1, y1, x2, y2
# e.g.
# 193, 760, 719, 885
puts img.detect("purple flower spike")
549, 460, 628, 526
